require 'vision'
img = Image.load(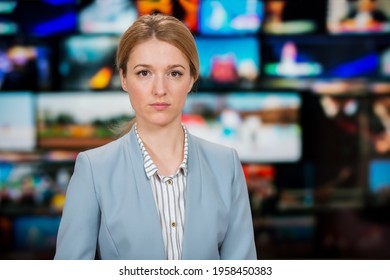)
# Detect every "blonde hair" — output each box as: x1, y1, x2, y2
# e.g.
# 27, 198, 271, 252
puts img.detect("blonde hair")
114, 14, 199, 136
